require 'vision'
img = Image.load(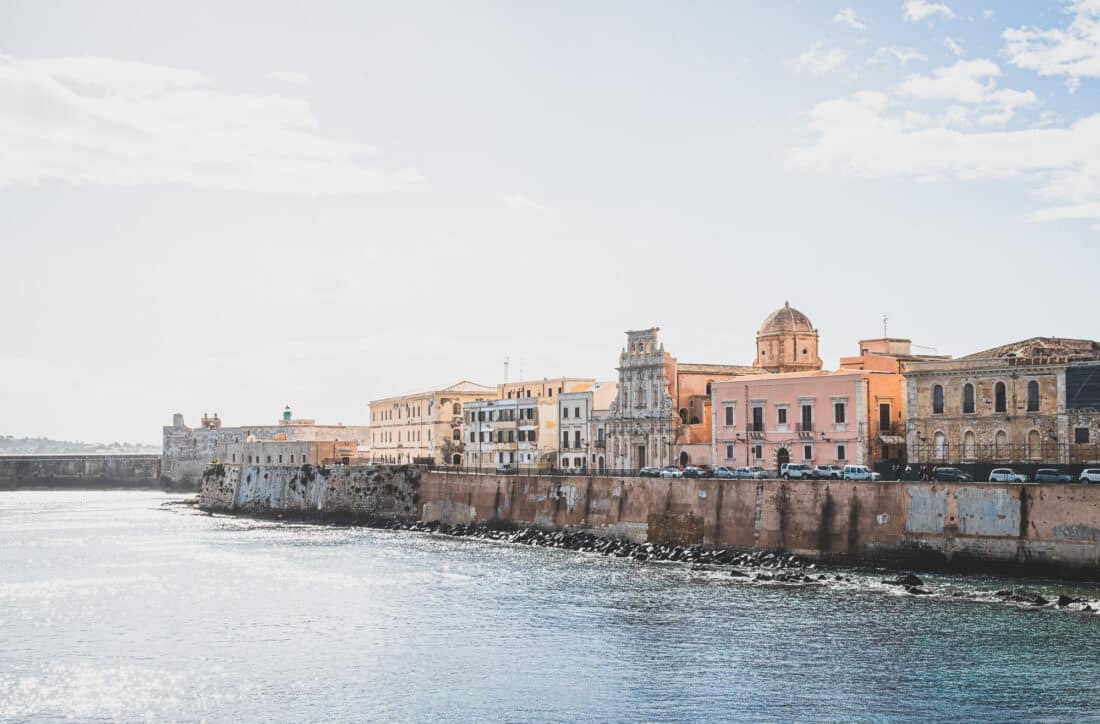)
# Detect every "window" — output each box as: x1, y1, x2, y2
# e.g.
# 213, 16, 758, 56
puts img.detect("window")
508, 431, 515, 443
933, 432, 947, 460
562, 432, 569, 448
453, 429, 461, 441
725, 444, 734, 459
834, 402, 846, 424
278, 454, 283, 463
724, 405, 734, 426
801, 405, 813, 430
453, 403, 460, 415
752, 407, 764, 431
470, 431, 476, 443
777, 408, 787, 425
803, 445, 812, 460
267, 455, 272, 463
574, 406, 580, 418
574, 431, 581, 449
563, 407, 569, 419
1027, 380, 1039, 412
1077, 428, 1091, 444
836, 444, 846, 460
963, 383, 975, 414
231, 454, 236, 462
933, 385, 945, 414
753, 444, 763, 459
995, 381, 1006, 412
529, 430, 537, 442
